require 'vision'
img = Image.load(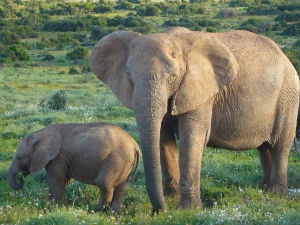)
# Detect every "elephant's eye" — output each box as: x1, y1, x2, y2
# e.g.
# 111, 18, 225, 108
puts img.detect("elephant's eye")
126, 71, 133, 80
167, 73, 177, 83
